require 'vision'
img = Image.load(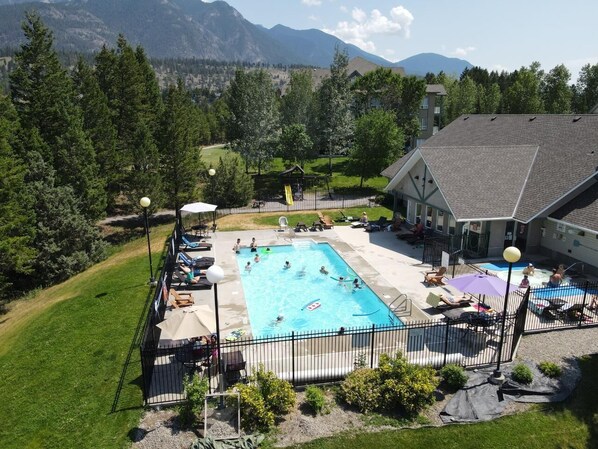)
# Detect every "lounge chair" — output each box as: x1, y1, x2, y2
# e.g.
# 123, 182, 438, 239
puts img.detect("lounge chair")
426, 292, 471, 310
424, 267, 447, 285
181, 235, 213, 251
168, 288, 194, 308
337, 211, 353, 222
172, 270, 213, 290
317, 212, 334, 229
177, 252, 215, 269
365, 217, 388, 232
